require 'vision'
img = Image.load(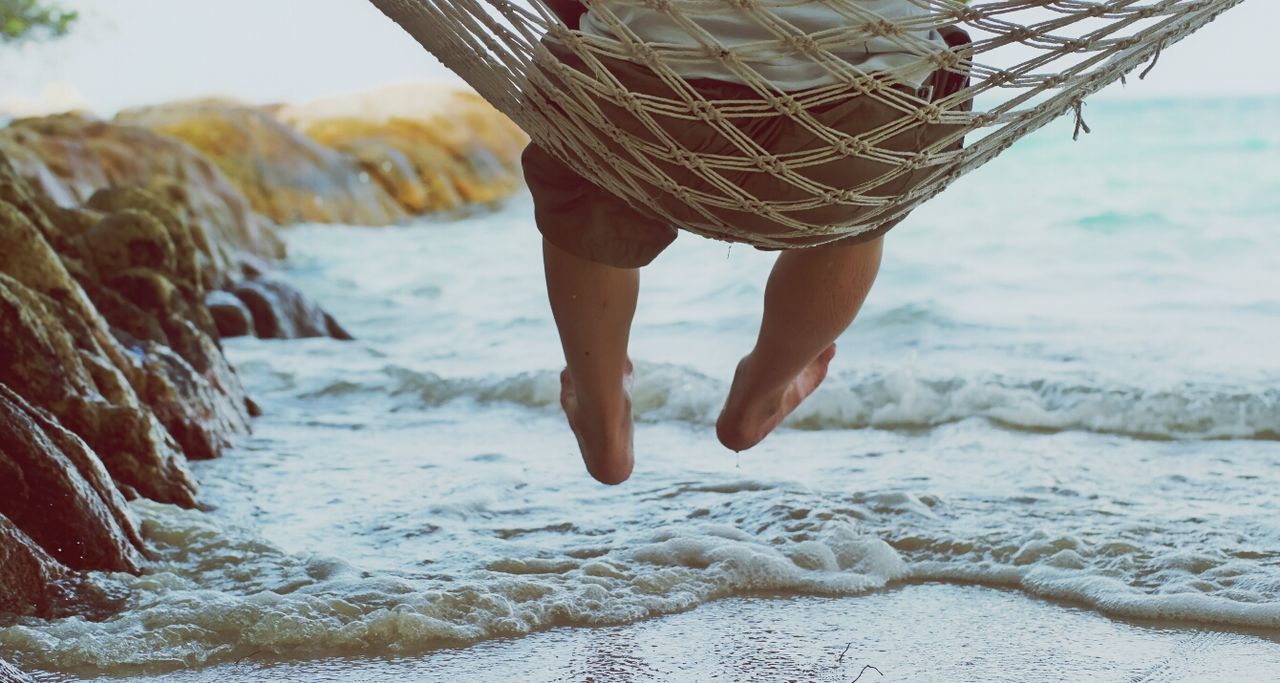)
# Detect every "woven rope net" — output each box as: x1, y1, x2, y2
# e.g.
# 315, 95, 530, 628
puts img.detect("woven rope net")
369, 0, 1243, 247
